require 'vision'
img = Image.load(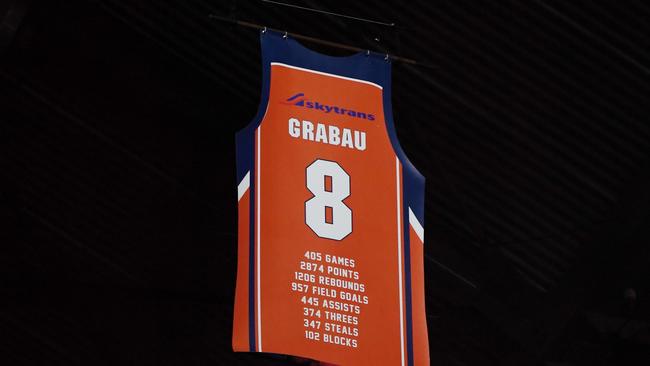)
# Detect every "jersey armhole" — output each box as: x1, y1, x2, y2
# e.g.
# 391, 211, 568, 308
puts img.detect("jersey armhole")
382, 64, 426, 227
236, 32, 272, 138
382, 66, 425, 183
235, 32, 272, 186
